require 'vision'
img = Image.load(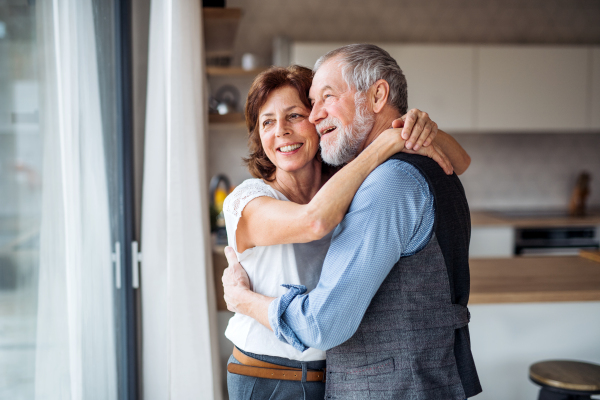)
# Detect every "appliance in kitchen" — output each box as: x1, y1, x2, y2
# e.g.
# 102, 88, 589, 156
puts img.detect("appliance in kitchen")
492, 209, 600, 256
